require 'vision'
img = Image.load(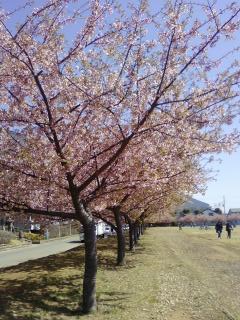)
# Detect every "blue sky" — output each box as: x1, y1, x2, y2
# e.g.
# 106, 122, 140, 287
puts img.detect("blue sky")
136, 0, 240, 212
2, 0, 240, 212
194, 150, 240, 212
